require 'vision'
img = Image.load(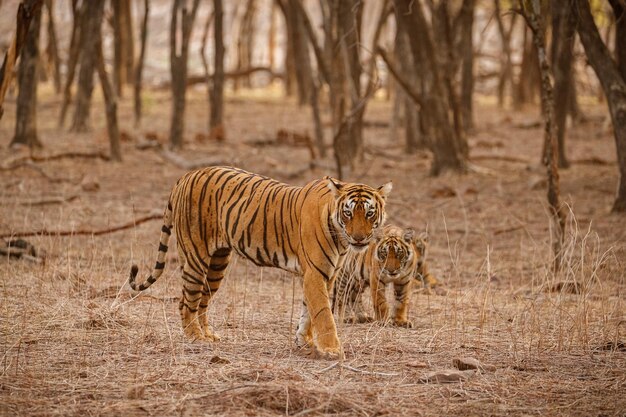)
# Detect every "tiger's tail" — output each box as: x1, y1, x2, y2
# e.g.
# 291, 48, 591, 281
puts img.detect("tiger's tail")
129, 201, 173, 291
